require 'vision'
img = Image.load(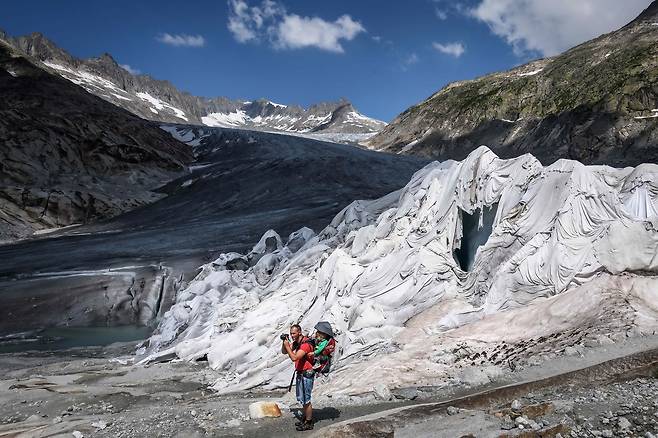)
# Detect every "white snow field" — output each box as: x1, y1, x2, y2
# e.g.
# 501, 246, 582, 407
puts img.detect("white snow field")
138, 146, 658, 394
